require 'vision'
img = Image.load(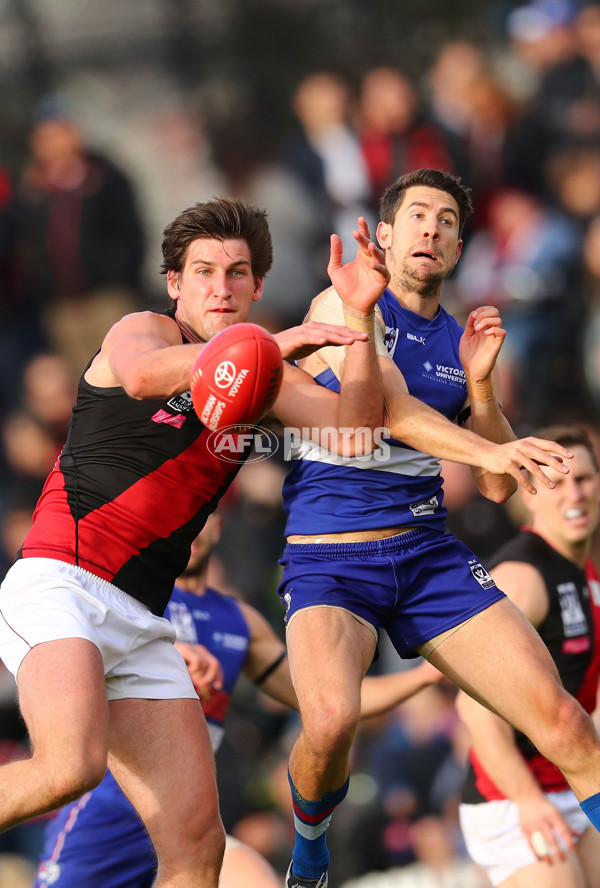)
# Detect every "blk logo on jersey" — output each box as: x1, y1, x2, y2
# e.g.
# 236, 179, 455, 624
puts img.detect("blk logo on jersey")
468, 560, 495, 590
